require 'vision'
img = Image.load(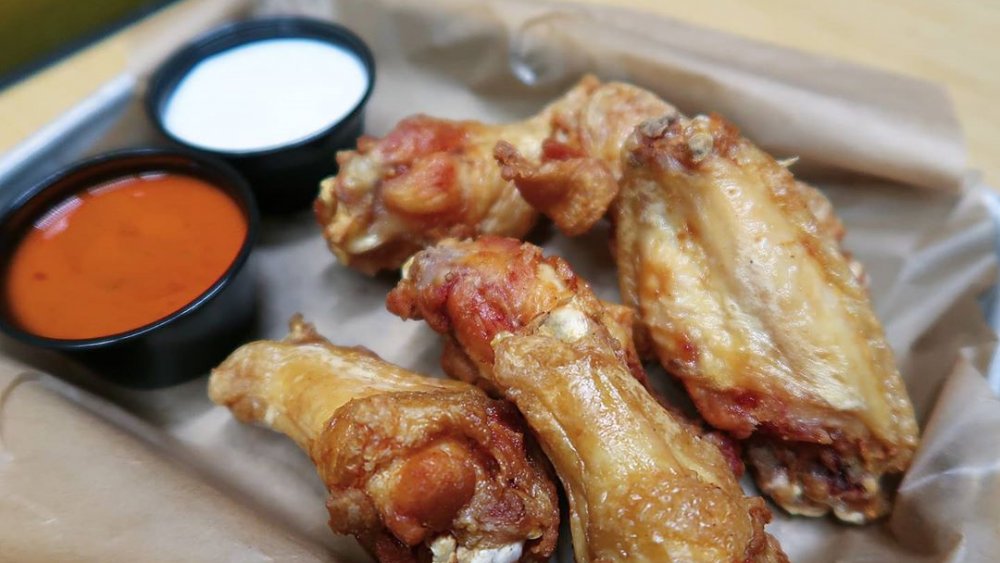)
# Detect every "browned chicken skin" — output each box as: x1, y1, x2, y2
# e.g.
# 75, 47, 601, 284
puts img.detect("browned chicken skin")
314, 78, 608, 274
315, 114, 535, 274
612, 114, 919, 522
388, 237, 787, 562
493, 79, 674, 236
208, 316, 559, 562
